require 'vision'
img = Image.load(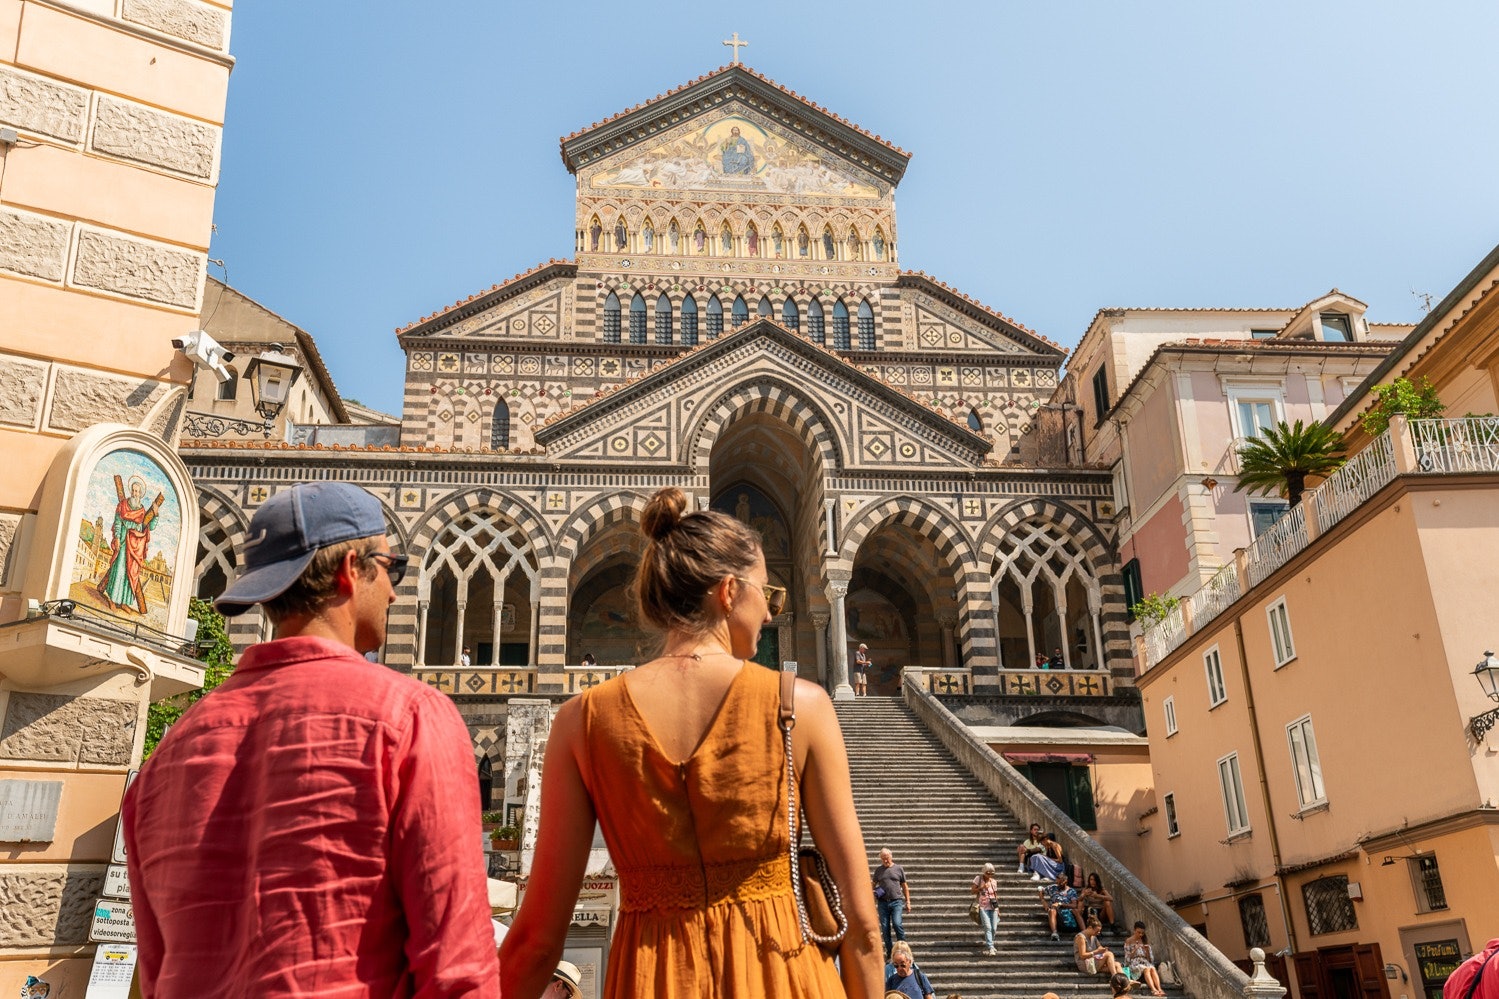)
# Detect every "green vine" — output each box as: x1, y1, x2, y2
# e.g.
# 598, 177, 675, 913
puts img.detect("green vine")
1130, 593, 1180, 626
1361, 376, 1445, 435
143, 597, 236, 760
